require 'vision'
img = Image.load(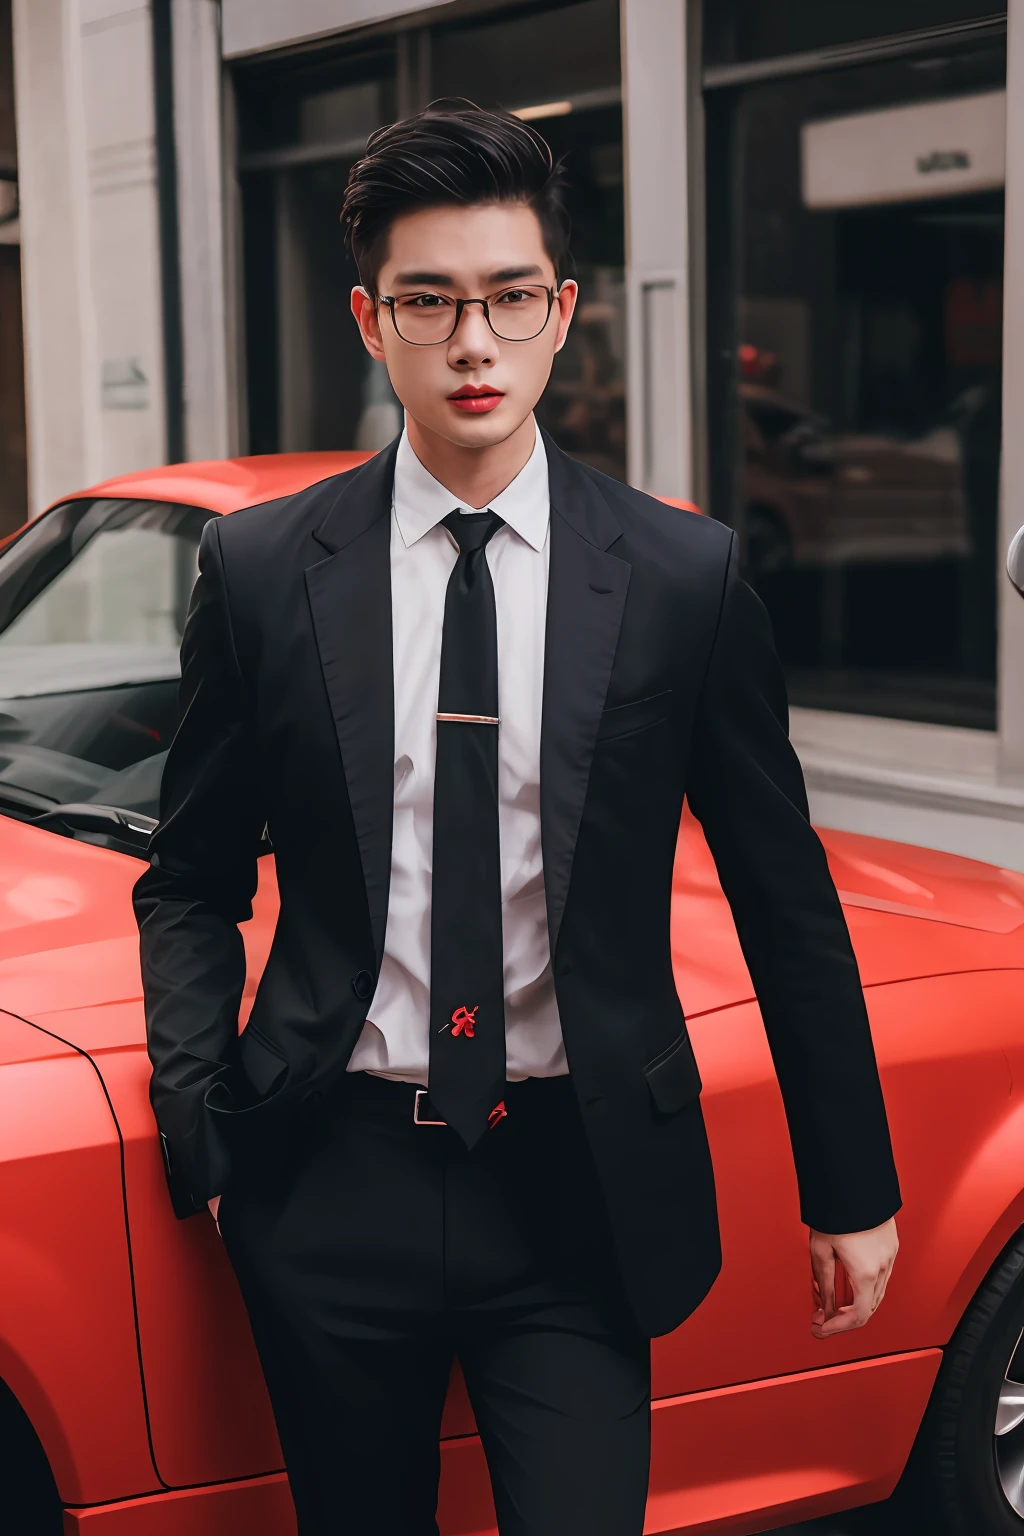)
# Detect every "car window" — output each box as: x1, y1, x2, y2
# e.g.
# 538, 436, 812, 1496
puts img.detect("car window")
0, 498, 214, 826
744, 397, 805, 442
